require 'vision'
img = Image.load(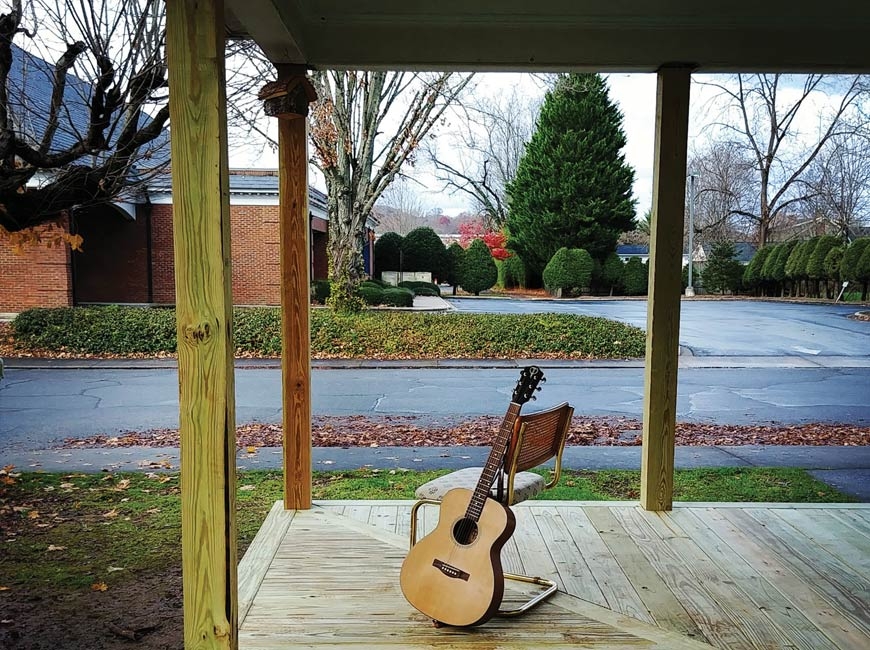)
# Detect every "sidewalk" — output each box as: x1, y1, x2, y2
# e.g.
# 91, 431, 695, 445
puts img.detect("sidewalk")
5, 444, 869, 501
